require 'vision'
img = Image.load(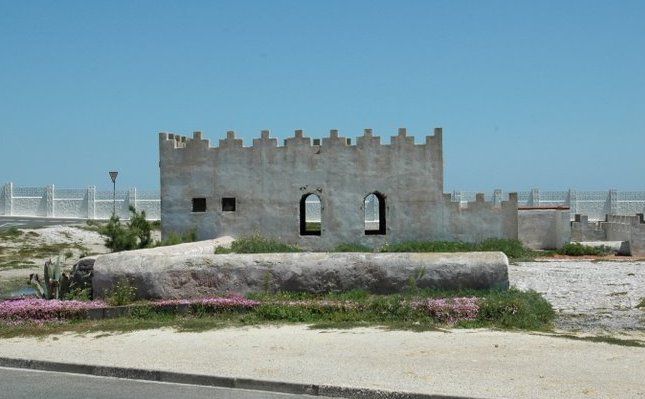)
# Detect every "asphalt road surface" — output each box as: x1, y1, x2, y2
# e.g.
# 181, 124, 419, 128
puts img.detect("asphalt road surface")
0, 367, 323, 399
